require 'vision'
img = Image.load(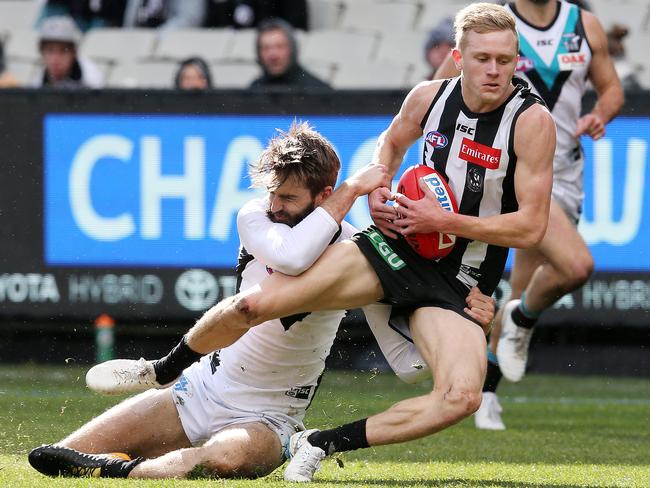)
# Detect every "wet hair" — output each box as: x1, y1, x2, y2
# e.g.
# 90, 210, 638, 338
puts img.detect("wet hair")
250, 121, 340, 197
174, 57, 213, 89
455, 2, 518, 52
